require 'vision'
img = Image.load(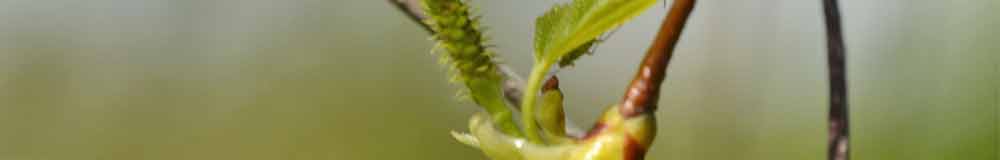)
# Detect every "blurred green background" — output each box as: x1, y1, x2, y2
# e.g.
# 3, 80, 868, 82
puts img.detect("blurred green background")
0, 0, 997, 159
